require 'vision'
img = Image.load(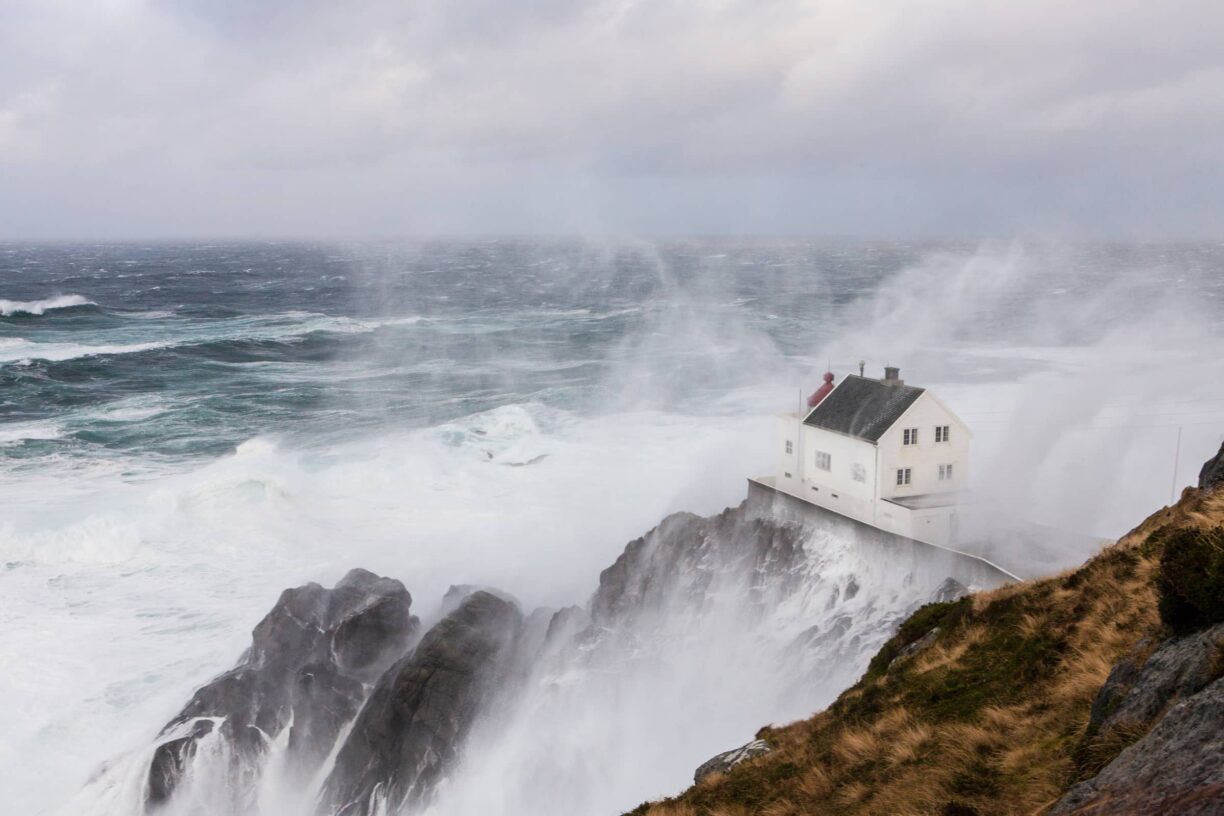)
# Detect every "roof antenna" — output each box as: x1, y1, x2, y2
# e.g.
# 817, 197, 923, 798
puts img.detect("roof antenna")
858, 359, 865, 376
